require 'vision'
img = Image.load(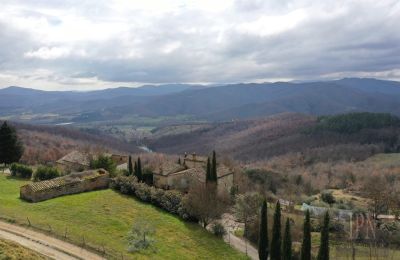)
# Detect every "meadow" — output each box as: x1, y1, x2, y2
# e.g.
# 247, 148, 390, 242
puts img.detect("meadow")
0, 174, 247, 260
